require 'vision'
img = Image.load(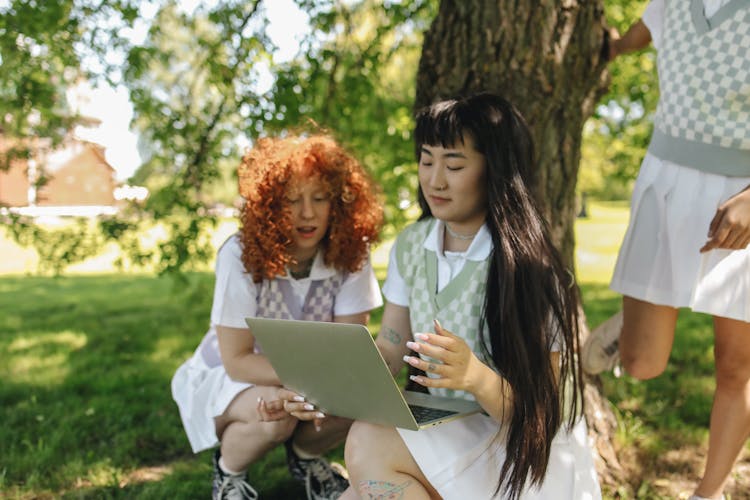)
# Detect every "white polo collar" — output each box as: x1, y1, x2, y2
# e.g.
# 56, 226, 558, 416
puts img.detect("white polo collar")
423, 219, 492, 261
